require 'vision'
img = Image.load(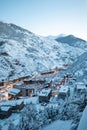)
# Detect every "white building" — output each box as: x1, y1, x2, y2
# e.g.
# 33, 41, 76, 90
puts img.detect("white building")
75, 82, 87, 94
7, 88, 21, 99
39, 88, 52, 103
58, 86, 70, 99
21, 85, 38, 97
